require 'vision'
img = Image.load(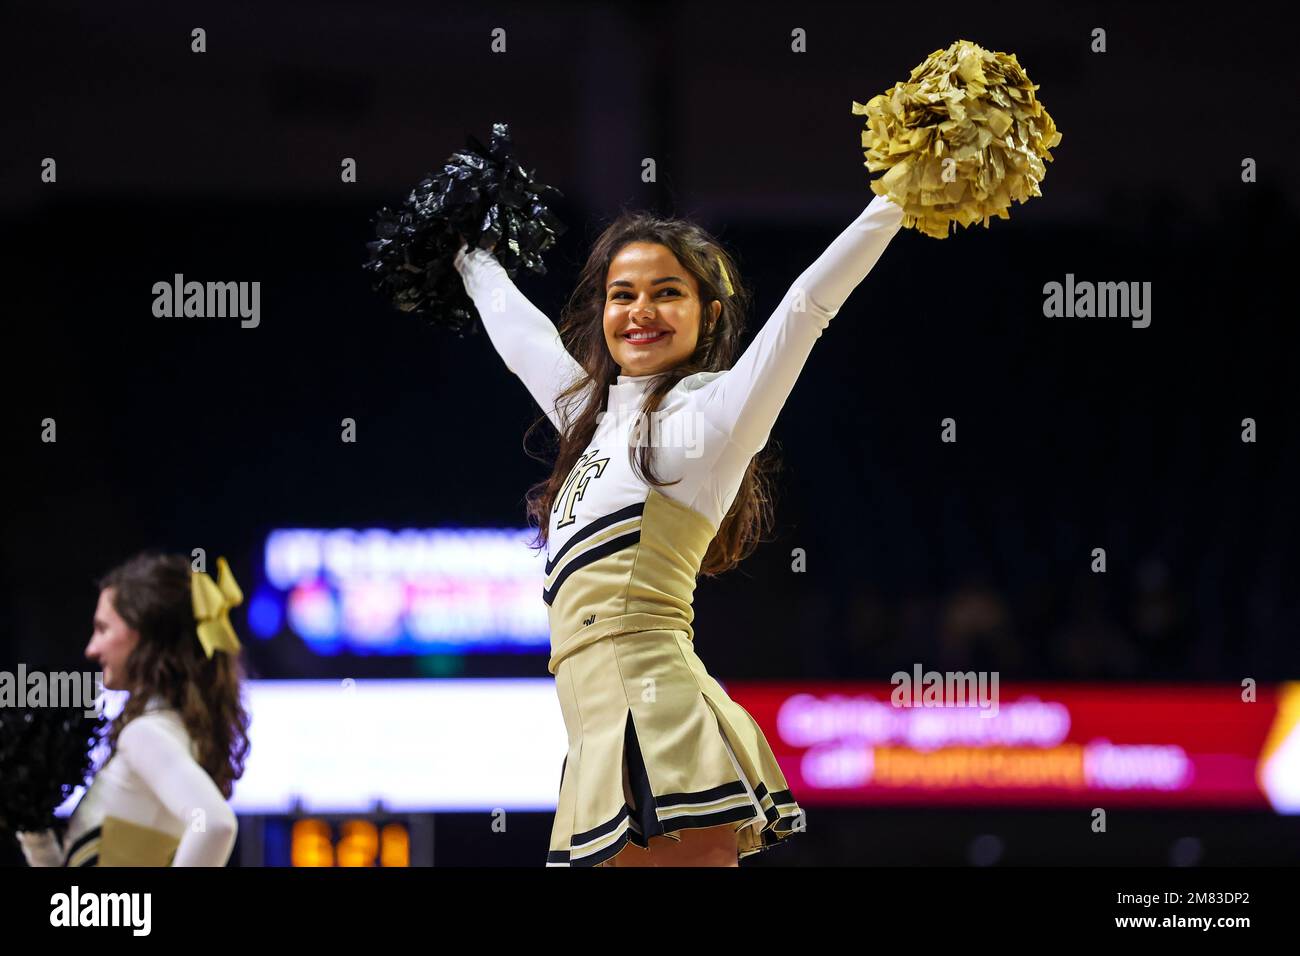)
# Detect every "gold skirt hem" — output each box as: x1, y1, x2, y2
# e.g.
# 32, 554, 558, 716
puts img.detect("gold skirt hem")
545, 628, 805, 867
